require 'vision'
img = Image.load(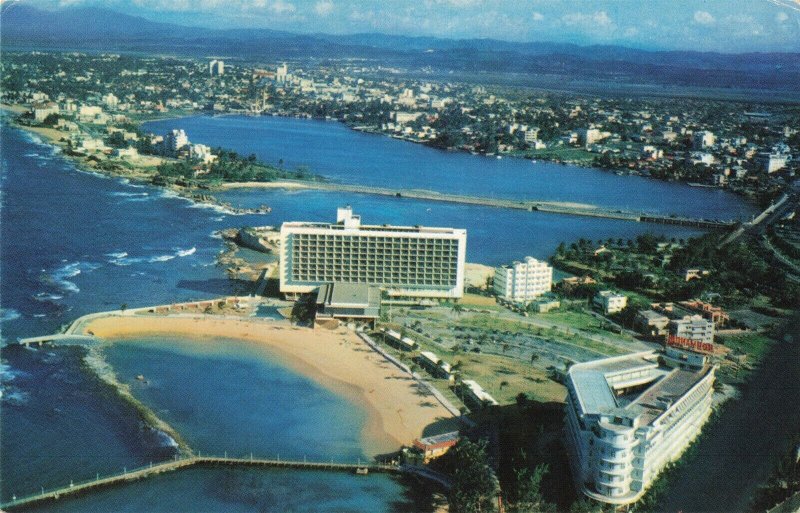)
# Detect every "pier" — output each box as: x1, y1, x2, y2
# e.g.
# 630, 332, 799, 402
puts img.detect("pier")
0, 455, 405, 510
16, 334, 99, 347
